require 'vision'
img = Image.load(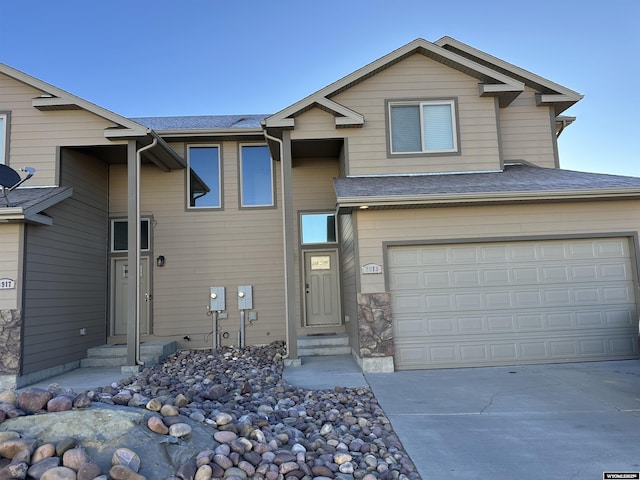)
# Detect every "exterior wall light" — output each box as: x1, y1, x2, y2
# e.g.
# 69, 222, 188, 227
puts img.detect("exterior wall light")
156, 255, 165, 267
